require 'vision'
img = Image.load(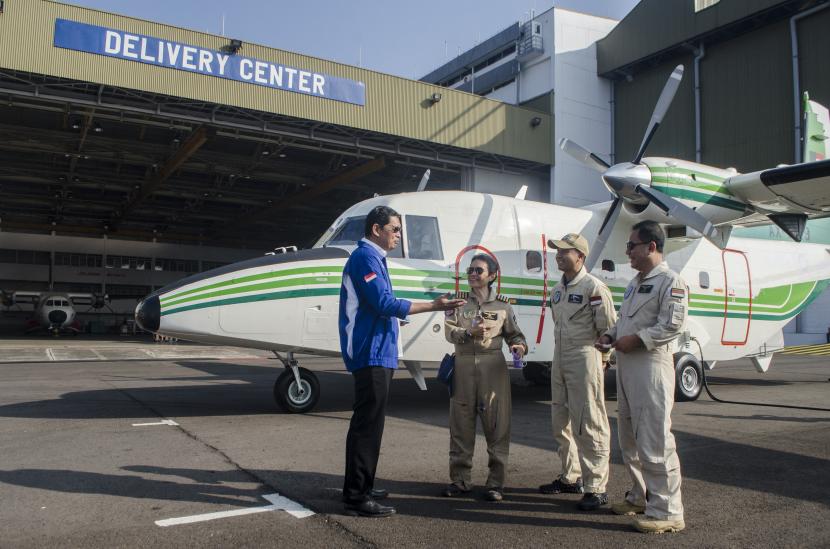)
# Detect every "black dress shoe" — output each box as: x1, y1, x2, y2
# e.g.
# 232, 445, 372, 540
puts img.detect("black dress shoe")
539, 476, 583, 494
578, 492, 609, 511
344, 499, 395, 517
369, 488, 389, 500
